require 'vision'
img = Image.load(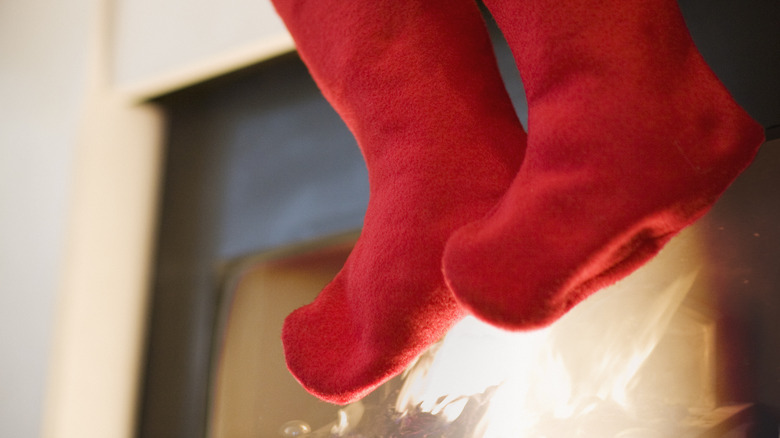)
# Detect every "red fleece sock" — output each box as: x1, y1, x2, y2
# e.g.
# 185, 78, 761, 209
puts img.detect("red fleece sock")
270, 0, 526, 403
443, 0, 765, 330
